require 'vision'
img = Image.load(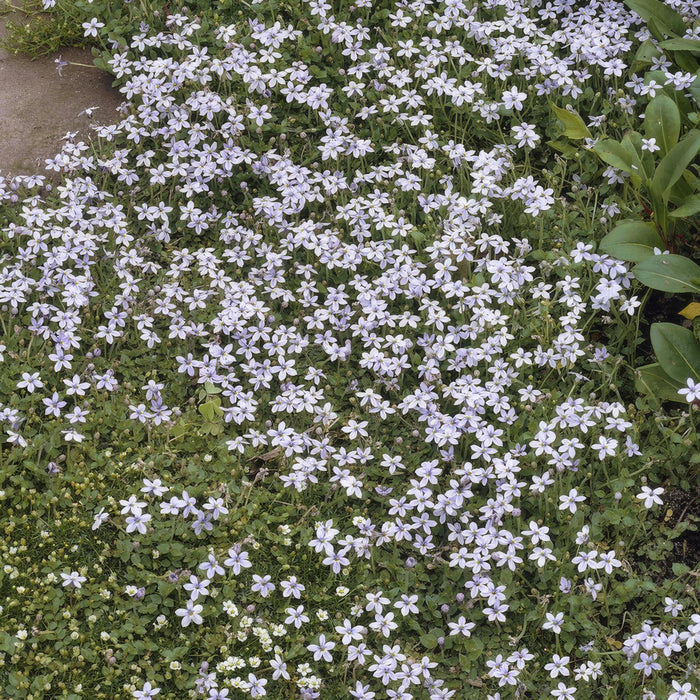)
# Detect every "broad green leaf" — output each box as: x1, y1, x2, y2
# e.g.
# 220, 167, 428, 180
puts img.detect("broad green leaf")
644, 94, 680, 155
646, 182, 673, 238
644, 70, 670, 87
668, 173, 696, 205
671, 49, 700, 74
621, 131, 651, 180
669, 194, 700, 217
635, 363, 687, 404
692, 316, 700, 344
659, 38, 700, 54
630, 38, 661, 73
549, 102, 591, 139
646, 17, 666, 42
624, 0, 686, 37
650, 322, 700, 381
592, 139, 635, 175
599, 220, 665, 262
679, 302, 700, 320
652, 130, 700, 196
633, 254, 700, 293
